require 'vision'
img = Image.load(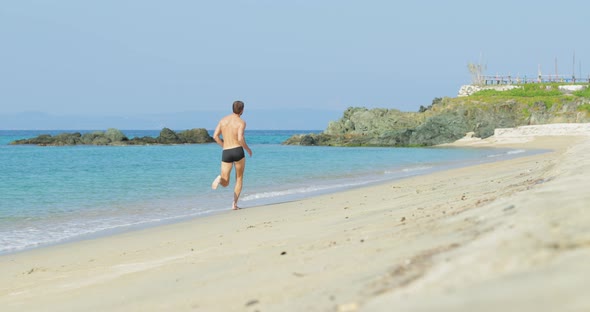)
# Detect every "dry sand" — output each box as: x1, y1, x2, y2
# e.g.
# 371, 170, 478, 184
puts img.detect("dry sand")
1, 124, 589, 312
